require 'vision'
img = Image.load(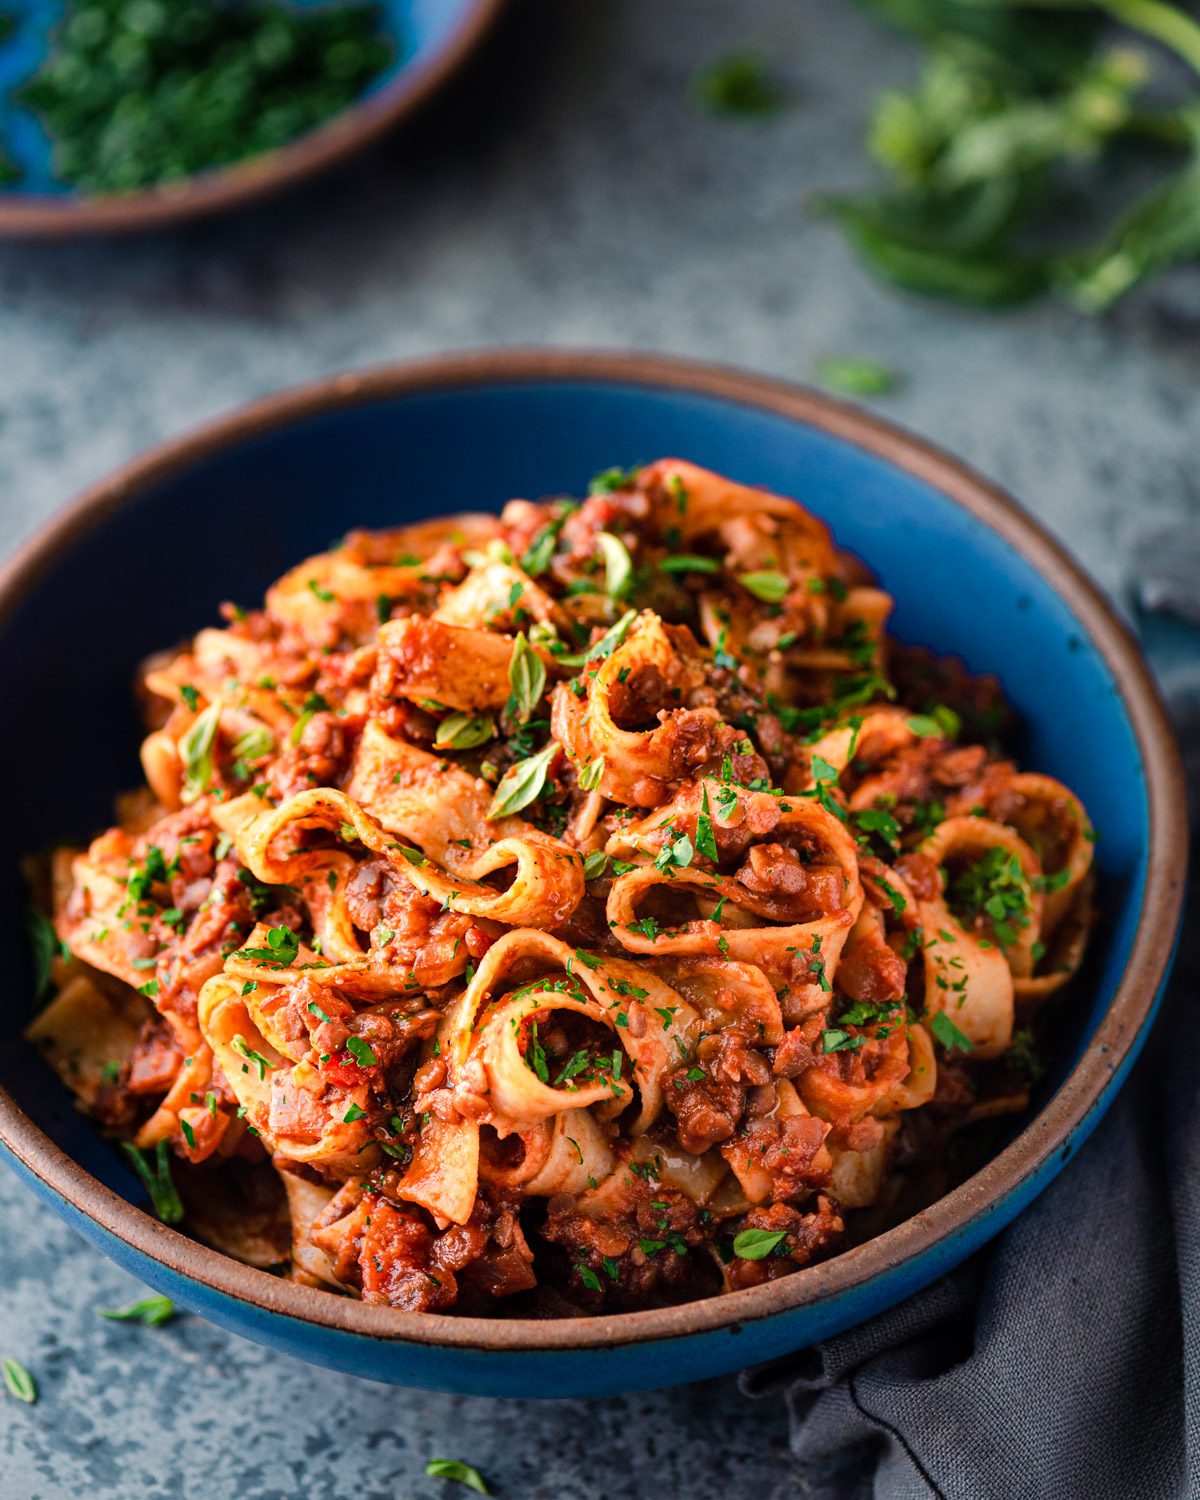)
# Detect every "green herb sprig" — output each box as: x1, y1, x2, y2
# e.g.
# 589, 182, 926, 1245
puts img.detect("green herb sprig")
822, 0, 1200, 310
